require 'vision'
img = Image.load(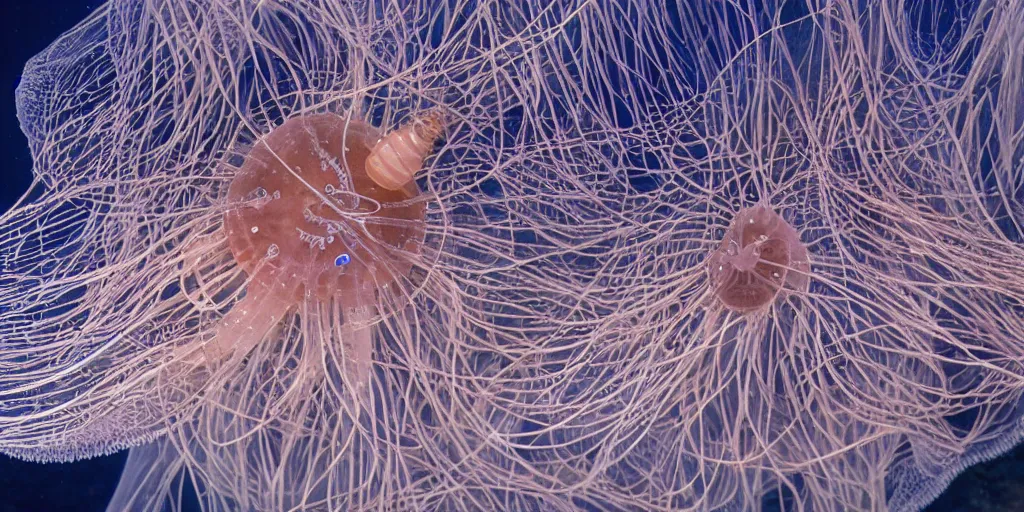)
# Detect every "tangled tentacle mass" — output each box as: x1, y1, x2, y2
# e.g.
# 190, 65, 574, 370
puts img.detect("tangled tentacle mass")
1, 0, 1023, 510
